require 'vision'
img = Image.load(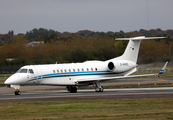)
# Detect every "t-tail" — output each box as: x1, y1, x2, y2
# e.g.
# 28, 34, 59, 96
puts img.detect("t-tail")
109, 36, 166, 63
